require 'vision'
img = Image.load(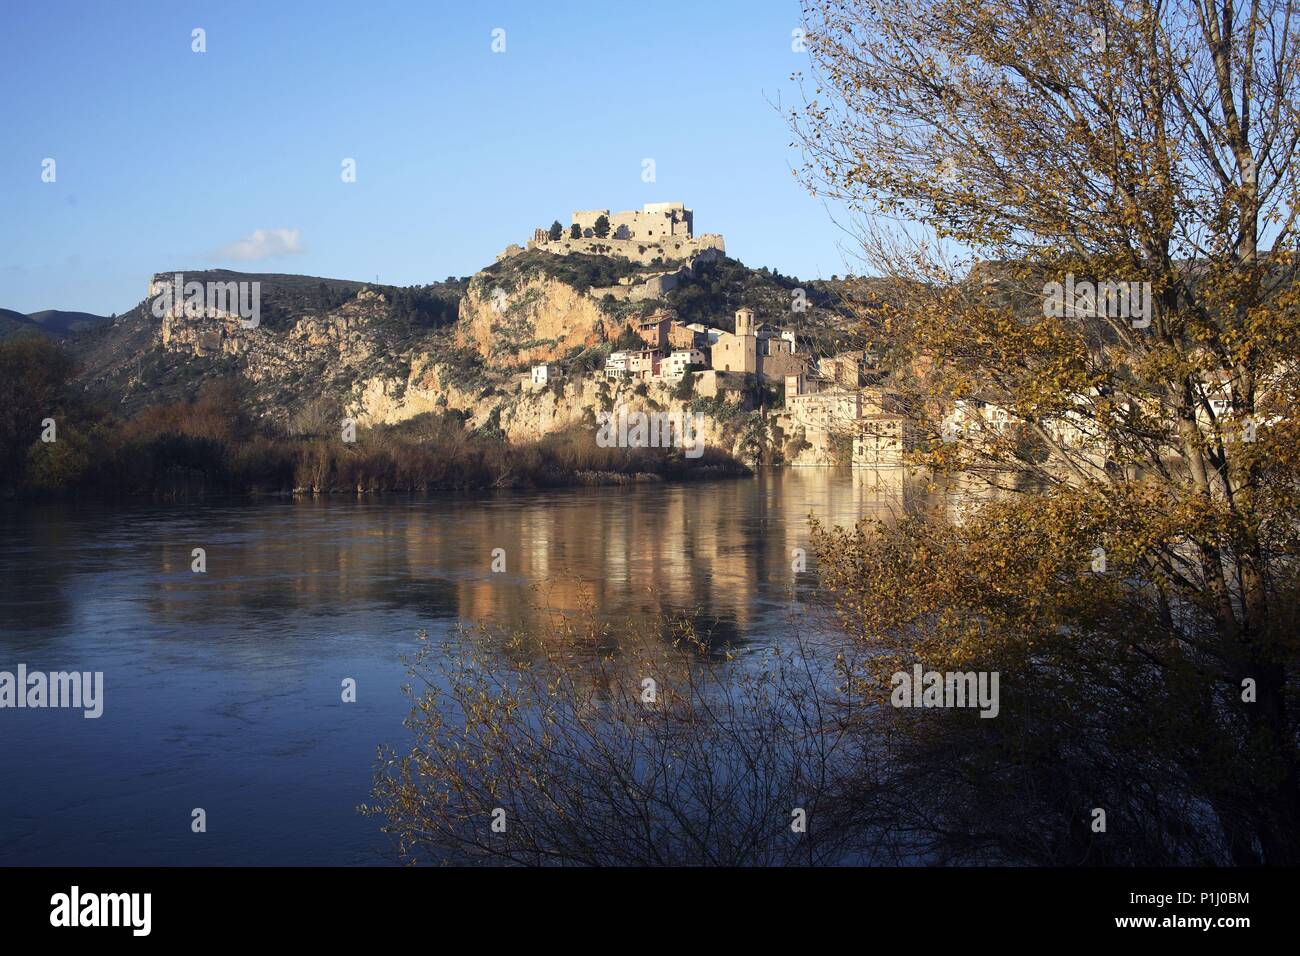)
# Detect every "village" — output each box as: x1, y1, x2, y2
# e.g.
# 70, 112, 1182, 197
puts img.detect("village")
522, 302, 910, 467
501, 202, 914, 467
